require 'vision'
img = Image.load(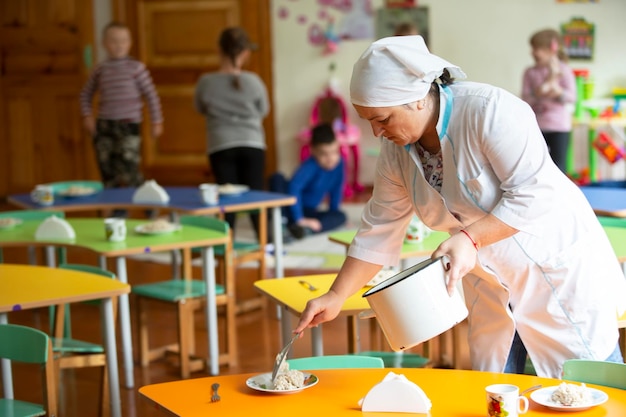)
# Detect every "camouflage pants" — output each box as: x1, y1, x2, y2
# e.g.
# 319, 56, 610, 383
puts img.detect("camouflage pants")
93, 119, 144, 188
